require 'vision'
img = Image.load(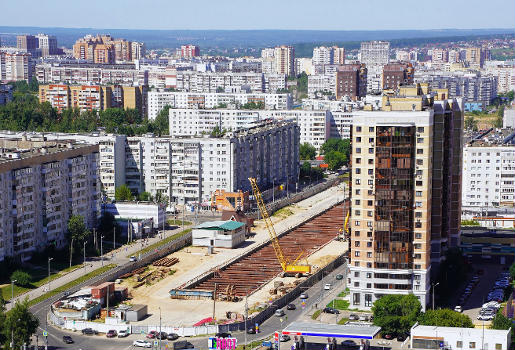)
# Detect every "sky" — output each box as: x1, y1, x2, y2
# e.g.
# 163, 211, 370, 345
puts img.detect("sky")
2, 0, 515, 31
